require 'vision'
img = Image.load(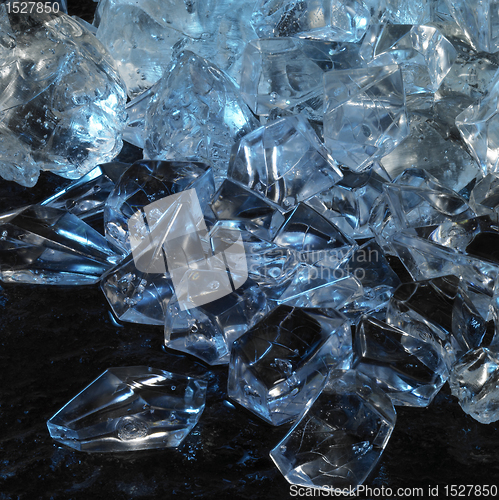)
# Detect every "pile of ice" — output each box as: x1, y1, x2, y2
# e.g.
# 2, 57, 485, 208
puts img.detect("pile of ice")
2, 0, 499, 493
